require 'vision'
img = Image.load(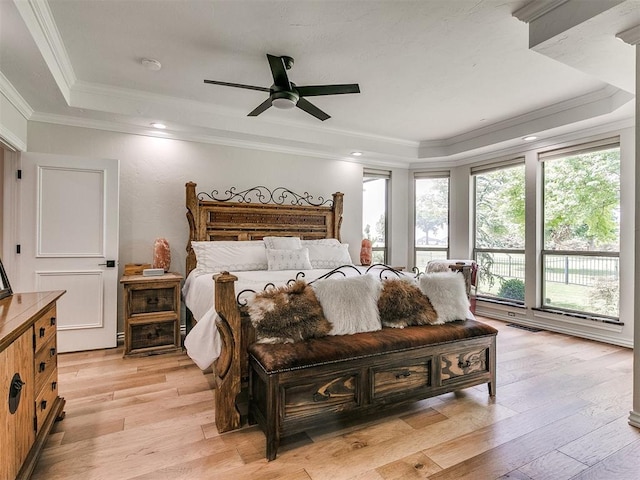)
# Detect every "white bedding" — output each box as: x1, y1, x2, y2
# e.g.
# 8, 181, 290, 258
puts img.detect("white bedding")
182, 265, 475, 370
183, 266, 395, 369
